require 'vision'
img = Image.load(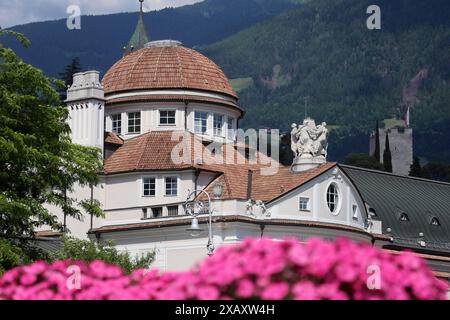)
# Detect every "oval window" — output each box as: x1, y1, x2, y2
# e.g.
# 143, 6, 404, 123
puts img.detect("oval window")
326, 183, 340, 214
